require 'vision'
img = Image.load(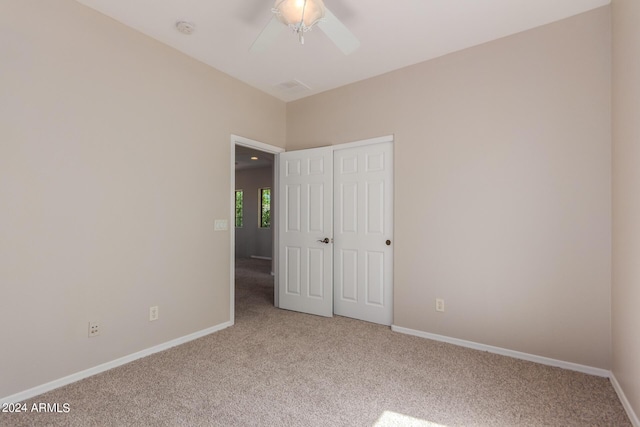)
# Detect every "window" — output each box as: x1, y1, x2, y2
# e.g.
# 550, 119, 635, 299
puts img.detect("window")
259, 188, 271, 228
235, 190, 243, 228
